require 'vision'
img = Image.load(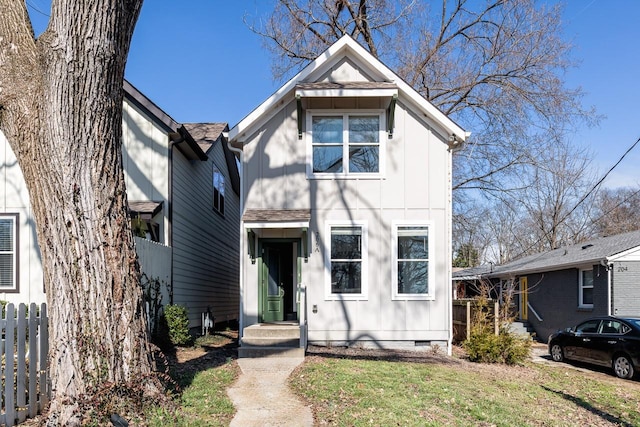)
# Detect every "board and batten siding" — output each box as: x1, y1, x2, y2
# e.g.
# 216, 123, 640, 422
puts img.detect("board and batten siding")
241, 86, 452, 345
0, 131, 44, 305
122, 99, 170, 244
171, 140, 240, 328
